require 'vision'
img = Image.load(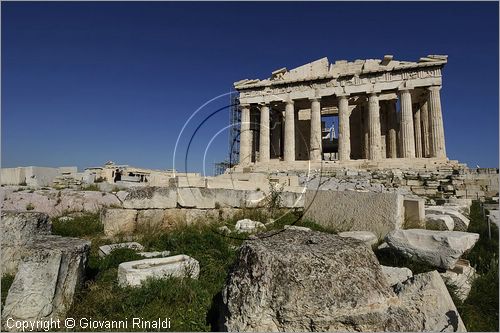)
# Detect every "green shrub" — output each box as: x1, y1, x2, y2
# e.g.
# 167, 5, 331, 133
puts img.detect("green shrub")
25, 203, 35, 211
464, 201, 499, 274
52, 213, 103, 237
